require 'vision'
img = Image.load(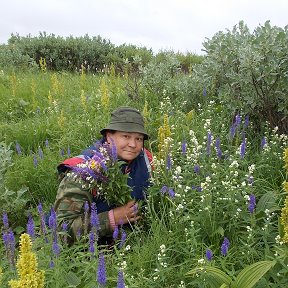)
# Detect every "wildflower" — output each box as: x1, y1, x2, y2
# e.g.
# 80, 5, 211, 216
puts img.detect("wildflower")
119, 229, 127, 248
280, 196, 288, 243
52, 238, 60, 257
45, 139, 49, 148
113, 225, 119, 240
38, 147, 43, 159
2, 229, 16, 266
168, 188, 175, 198
90, 202, 100, 232
117, 270, 125, 288
26, 214, 35, 239
203, 87, 207, 97
206, 249, 213, 261
260, 137, 267, 150
240, 137, 246, 159
206, 132, 212, 155
8, 233, 45, 287
230, 124, 236, 139
37, 203, 47, 241
244, 115, 249, 129
248, 194, 256, 213
181, 141, 187, 155
2, 212, 9, 229
221, 237, 230, 256
235, 114, 241, 127
89, 230, 95, 255
97, 252, 106, 286
67, 146, 71, 157
215, 137, 222, 159
60, 148, 64, 157
15, 142, 22, 155
160, 185, 168, 195
194, 165, 200, 174
33, 154, 38, 167
166, 154, 172, 170
48, 208, 57, 232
